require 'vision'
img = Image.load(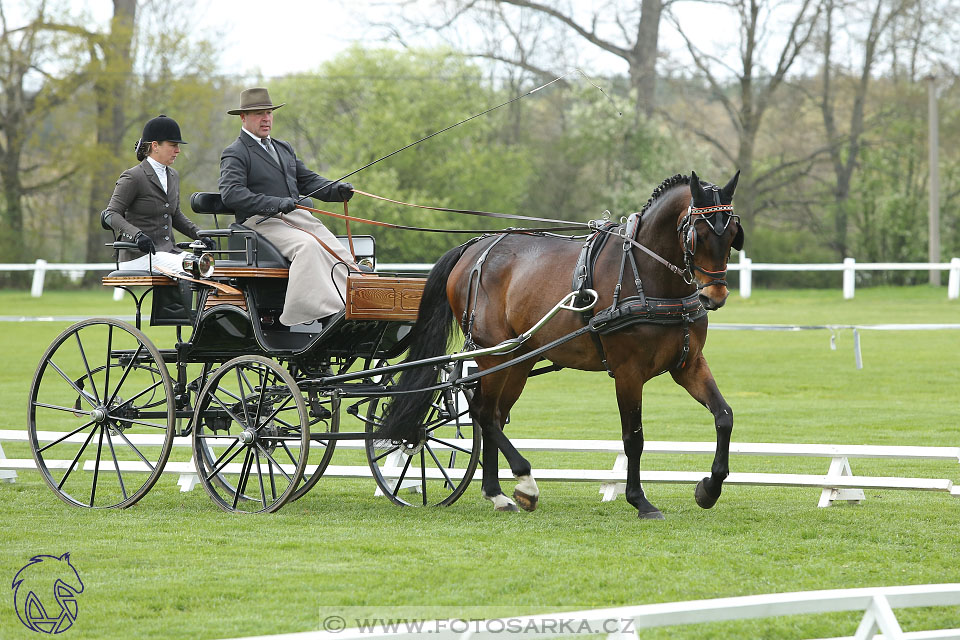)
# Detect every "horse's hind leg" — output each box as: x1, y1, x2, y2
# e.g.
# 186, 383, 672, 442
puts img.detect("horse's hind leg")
615, 377, 663, 519
471, 359, 539, 512
671, 355, 733, 509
